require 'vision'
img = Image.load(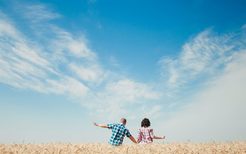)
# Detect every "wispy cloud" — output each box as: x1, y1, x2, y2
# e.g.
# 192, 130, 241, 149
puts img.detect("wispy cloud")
21, 3, 61, 23
69, 63, 104, 83
161, 51, 246, 141
106, 79, 160, 101
83, 79, 161, 120
159, 28, 245, 92
0, 4, 161, 120
0, 13, 89, 96
49, 26, 97, 60
155, 26, 246, 142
